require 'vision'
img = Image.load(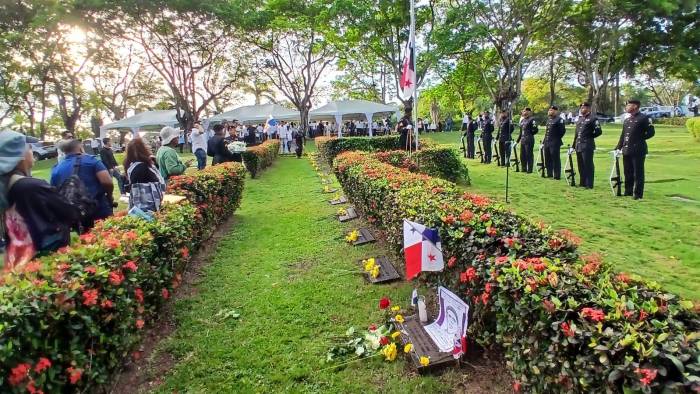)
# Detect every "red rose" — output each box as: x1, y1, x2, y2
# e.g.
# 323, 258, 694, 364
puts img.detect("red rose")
379, 336, 390, 346
82, 289, 99, 306
368, 324, 377, 332
122, 261, 138, 272
379, 296, 391, 310
108, 271, 124, 286
8, 363, 30, 386
66, 367, 82, 384
616, 272, 631, 284
34, 357, 52, 374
